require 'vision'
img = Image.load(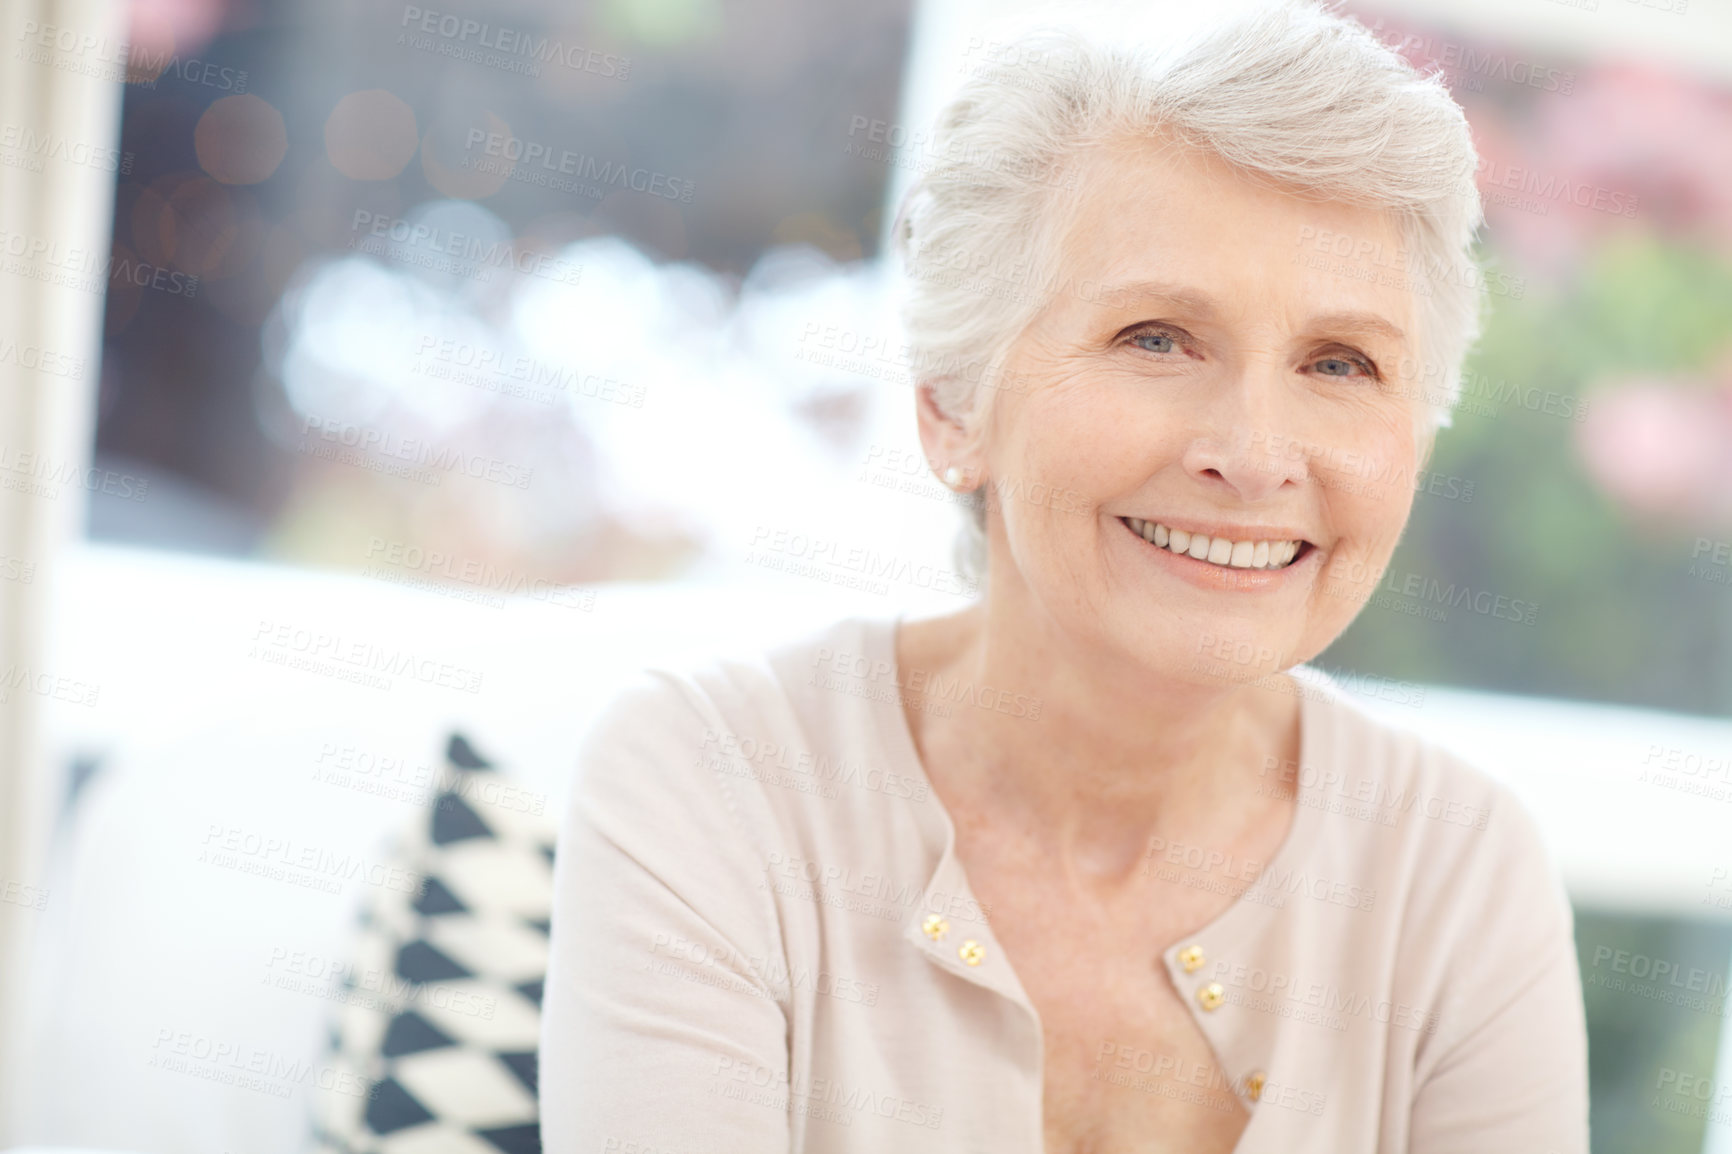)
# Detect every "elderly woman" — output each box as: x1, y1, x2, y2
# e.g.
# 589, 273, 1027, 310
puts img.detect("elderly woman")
540, 3, 1589, 1151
